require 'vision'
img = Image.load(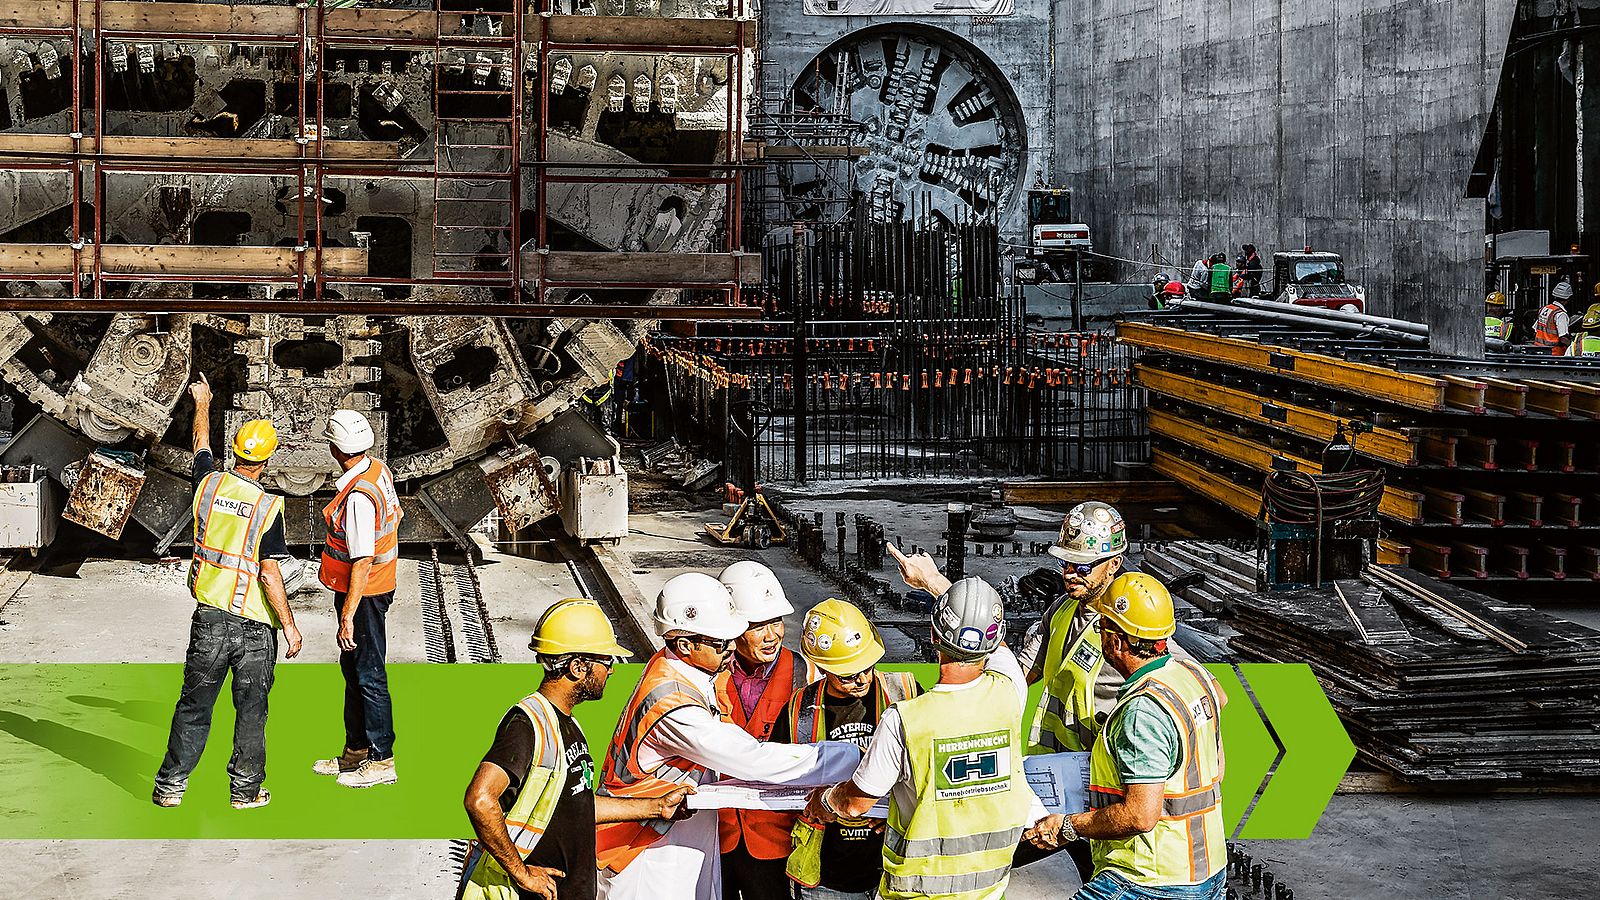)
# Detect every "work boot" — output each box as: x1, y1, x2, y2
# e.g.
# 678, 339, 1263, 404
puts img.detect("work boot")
231, 789, 271, 810
152, 791, 183, 809
337, 758, 397, 789
312, 747, 368, 776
